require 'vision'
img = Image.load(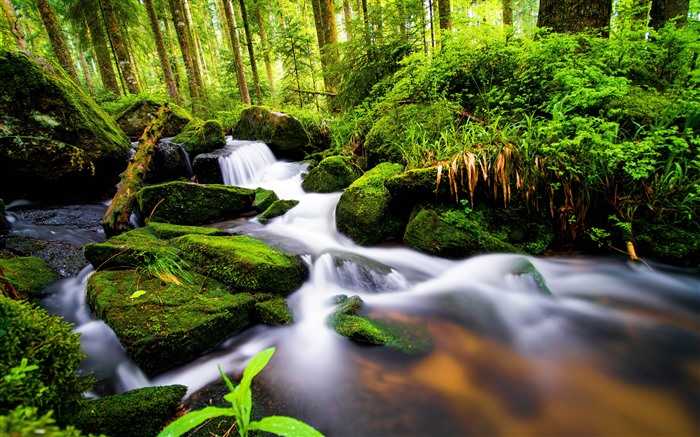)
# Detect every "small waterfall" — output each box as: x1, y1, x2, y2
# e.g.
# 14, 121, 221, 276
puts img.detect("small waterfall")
218, 139, 277, 186
176, 144, 194, 177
